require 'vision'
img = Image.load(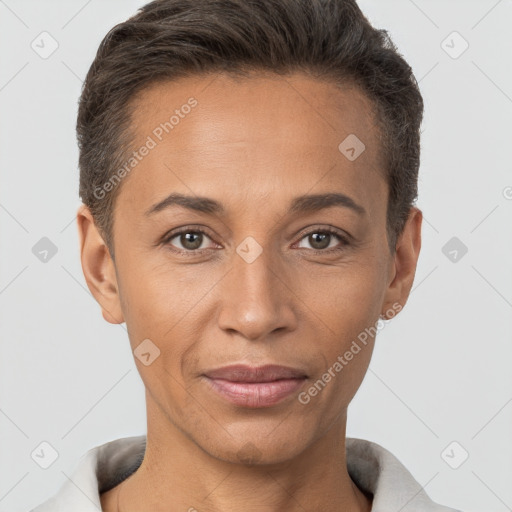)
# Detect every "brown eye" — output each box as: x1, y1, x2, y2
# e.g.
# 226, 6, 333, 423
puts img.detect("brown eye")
308, 232, 331, 250
296, 227, 349, 252
163, 228, 217, 254
177, 232, 204, 250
